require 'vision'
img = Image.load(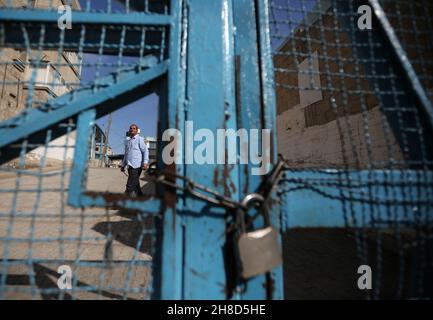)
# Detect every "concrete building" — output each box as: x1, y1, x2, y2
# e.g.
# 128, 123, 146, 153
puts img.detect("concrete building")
88, 124, 114, 167
274, 2, 406, 169
144, 136, 157, 163
0, 0, 82, 167
107, 154, 123, 168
